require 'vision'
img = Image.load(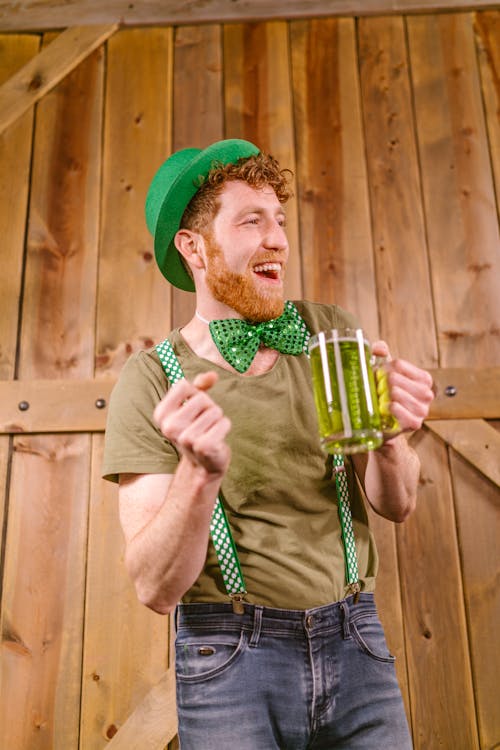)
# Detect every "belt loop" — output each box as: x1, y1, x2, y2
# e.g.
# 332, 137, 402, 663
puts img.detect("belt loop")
174, 604, 179, 633
340, 601, 351, 640
249, 605, 264, 647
